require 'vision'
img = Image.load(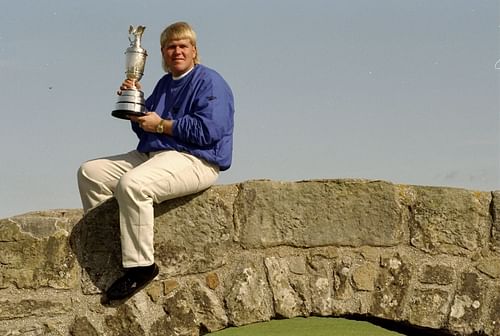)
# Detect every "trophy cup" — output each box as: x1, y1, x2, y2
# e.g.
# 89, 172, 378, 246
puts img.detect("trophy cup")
112, 25, 148, 120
